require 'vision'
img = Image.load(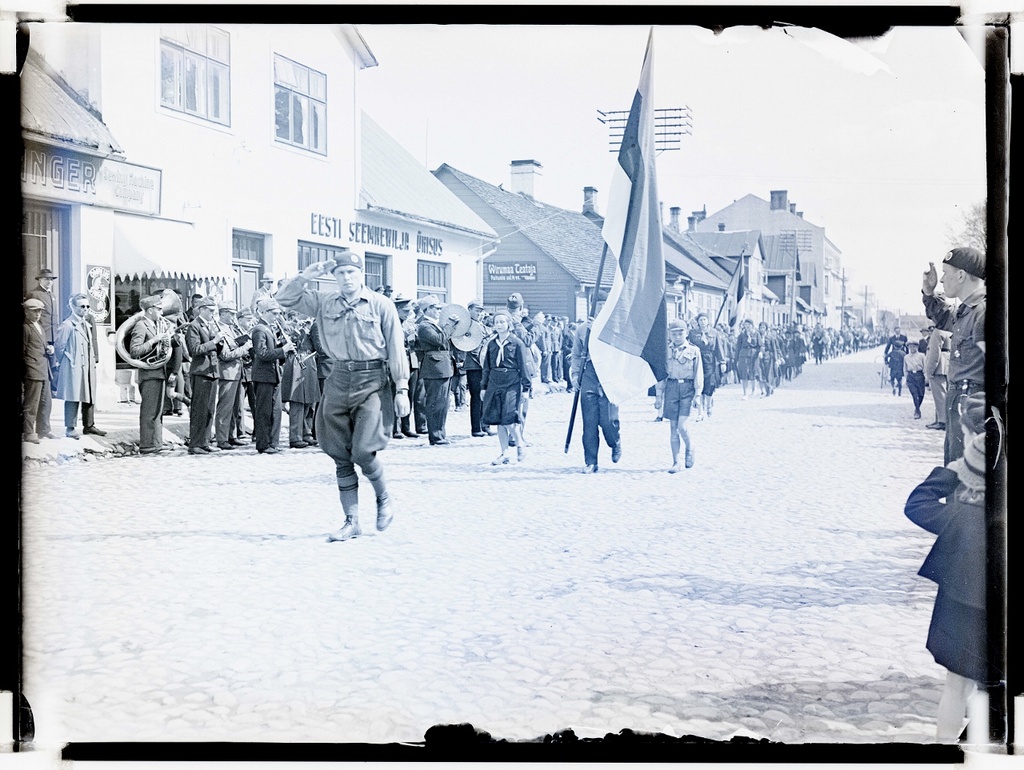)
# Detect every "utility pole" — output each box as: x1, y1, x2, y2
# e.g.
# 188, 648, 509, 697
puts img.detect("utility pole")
840, 269, 848, 328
